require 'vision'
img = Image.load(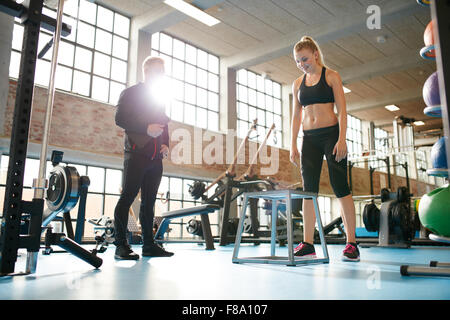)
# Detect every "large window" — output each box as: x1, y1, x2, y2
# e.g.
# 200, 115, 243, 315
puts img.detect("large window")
368, 128, 389, 173
9, 0, 130, 105
416, 149, 429, 183
150, 32, 220, 132
346, 115, 363, 160
236, 69, 282, 148
394, 153, 408, 178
